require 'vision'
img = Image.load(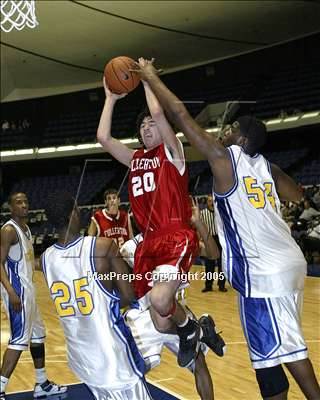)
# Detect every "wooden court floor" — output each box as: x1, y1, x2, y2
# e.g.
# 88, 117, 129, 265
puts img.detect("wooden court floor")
1, 267, 319, 400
